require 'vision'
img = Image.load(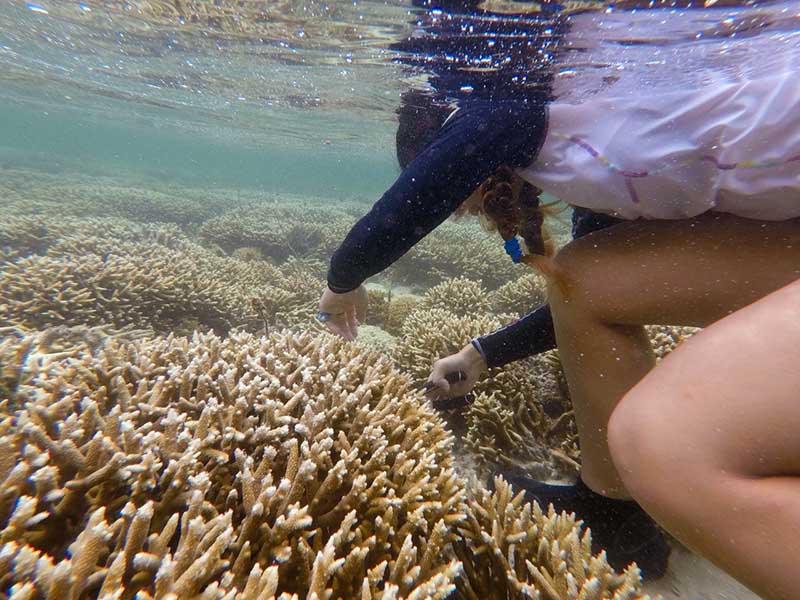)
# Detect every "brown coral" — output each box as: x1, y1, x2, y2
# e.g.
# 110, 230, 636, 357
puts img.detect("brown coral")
0, 169, 231, 224
384, 295, 422, 337
0, 329, 465, 599
0, 247, 241, 334
418, 277, 490, 317
386, 220, 521, 289
393, 309, 578, 481
454, 476, 651, 600
0, 328, 650, 599
489, 273, 548, 317
199, 205, 355, 263
0, 216, 330, 336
